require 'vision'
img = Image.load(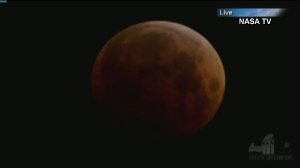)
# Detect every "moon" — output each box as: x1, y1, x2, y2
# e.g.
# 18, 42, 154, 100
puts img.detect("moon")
92, 21, 225, 141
